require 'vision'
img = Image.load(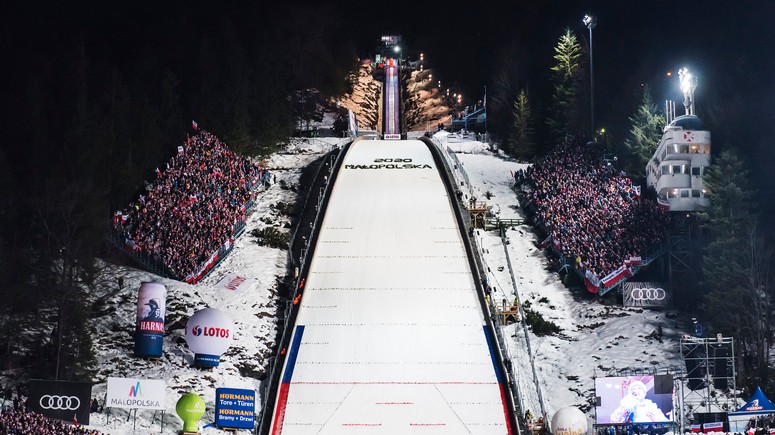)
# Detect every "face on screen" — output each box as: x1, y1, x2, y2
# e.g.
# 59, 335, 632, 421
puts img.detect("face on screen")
595, 376, 673, 424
